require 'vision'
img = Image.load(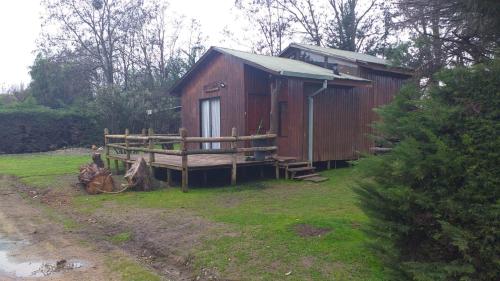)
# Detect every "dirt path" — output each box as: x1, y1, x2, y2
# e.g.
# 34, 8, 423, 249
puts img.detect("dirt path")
0, 173, 227, 281
0, 175, 121, 281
